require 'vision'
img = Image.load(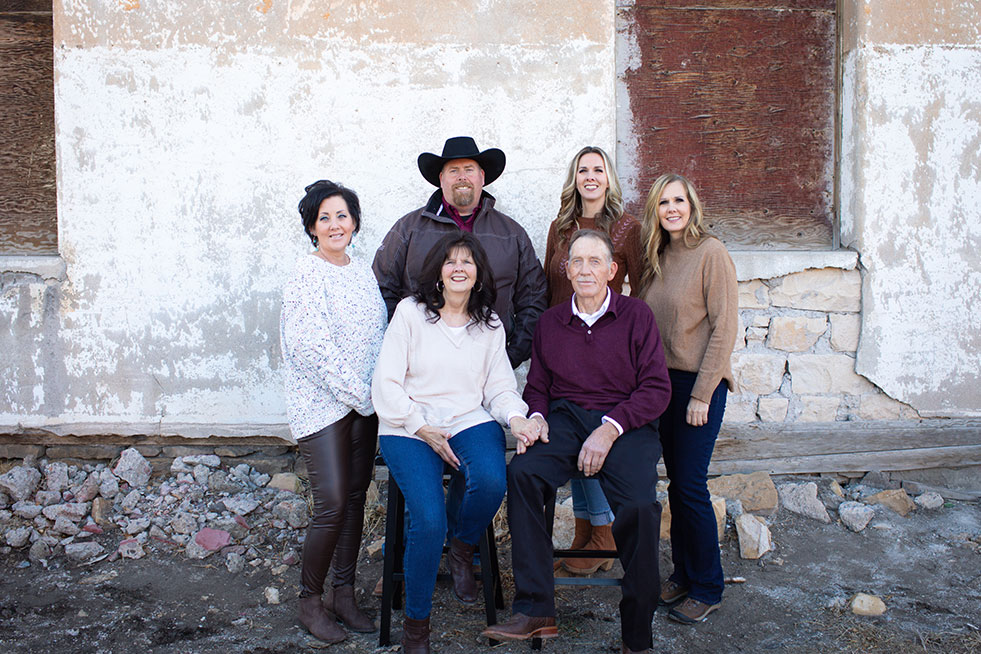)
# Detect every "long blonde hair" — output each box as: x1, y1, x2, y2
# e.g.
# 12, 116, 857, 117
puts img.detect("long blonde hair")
640, 173, 707, 286
554, 146, 624, 240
